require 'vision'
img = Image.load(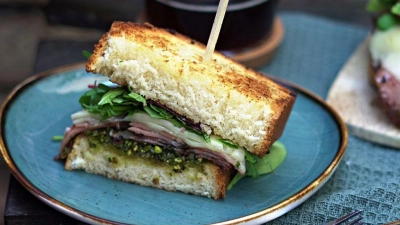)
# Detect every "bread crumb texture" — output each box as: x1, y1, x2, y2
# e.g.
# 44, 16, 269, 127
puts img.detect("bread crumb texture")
65, 134, 232, 199
86, 22, 296, 156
